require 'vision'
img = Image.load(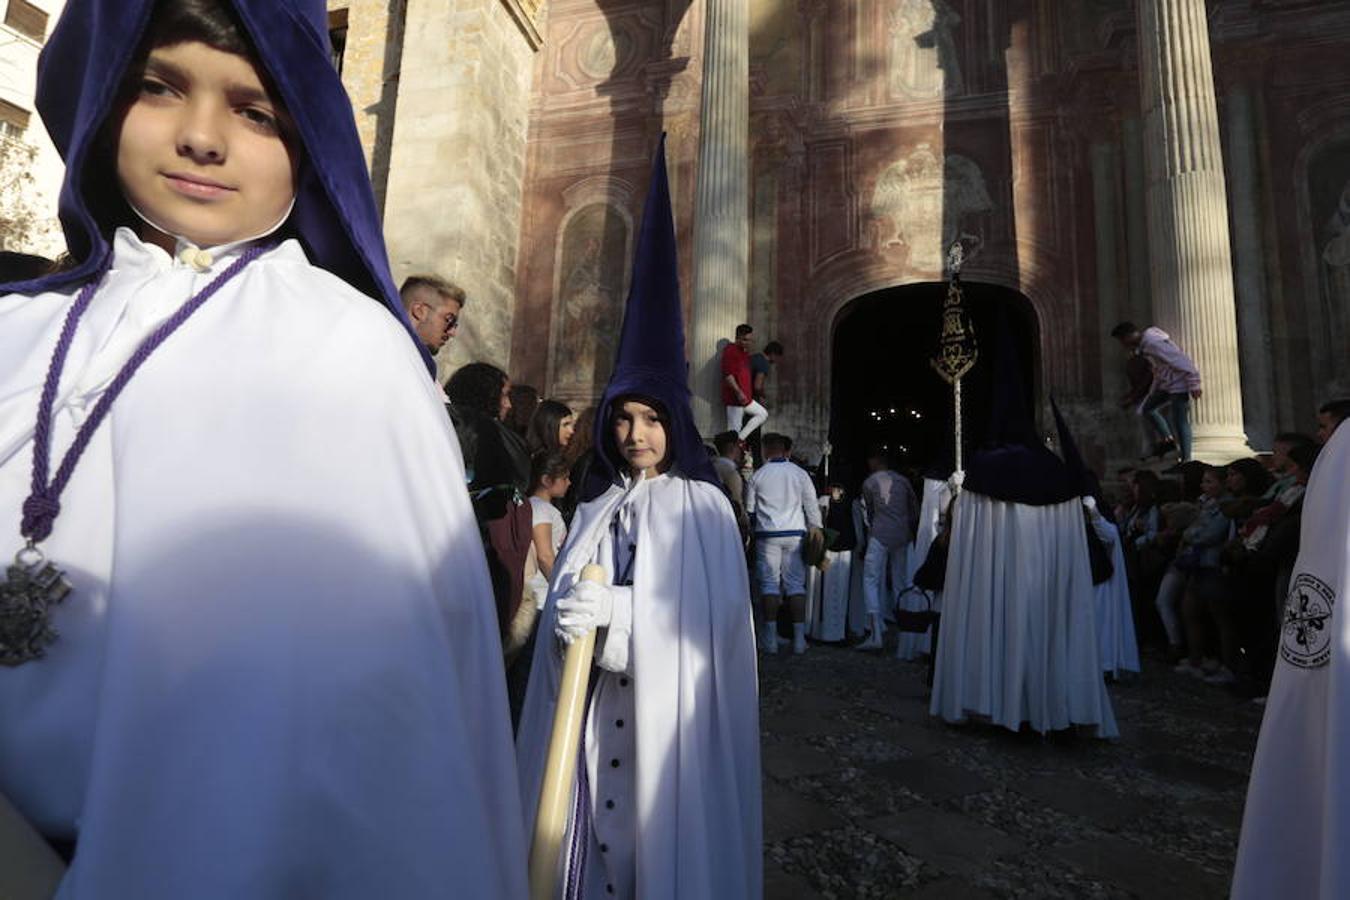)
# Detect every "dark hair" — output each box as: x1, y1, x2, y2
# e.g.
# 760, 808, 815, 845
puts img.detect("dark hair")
445, 362, 508, 421
734, 324, 753, 338
713, 430, 740, 454
1133, 469, 1160, 508
529, 450, 571, 494
762, 433, 790, 454
503, 384, 539, 436
607, 395, 671, 471
1319, 398, 1350, 420
1226, 457, 1272, 497
1289, 442, 1320, 474
146, 0, 254, 56
1274, 431, 1314, 448
565, 406, 597, 466
866, 443, 889, 462
1110, 322, 1138, 339
763, 341, 785, 356
529, 400, 574, 455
